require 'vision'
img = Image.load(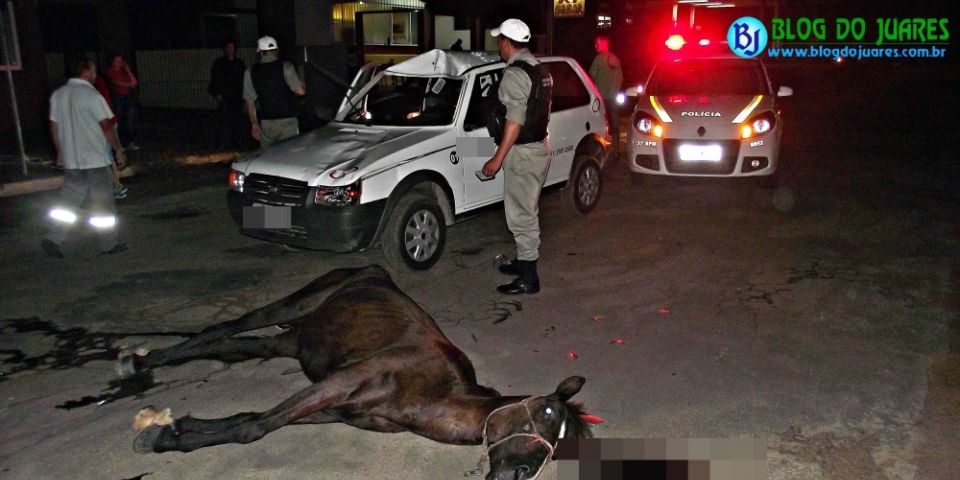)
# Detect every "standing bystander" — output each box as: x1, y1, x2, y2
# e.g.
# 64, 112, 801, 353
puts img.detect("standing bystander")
482, 19, 553, 295
104, 53, 140, 150
243, 36, 305, 147
43, 56, 128, 258
588, 35, 623, 157
94, 71, 128, 199
208, 39, 247, 149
